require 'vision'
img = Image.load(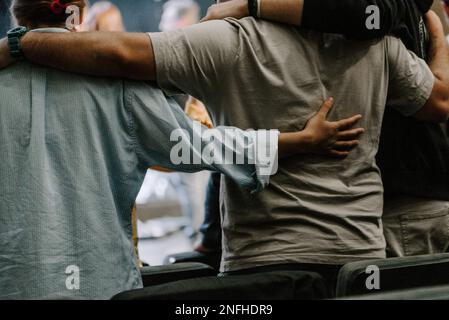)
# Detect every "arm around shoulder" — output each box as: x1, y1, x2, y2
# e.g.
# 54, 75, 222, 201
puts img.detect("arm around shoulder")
16, 31, 156, 80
